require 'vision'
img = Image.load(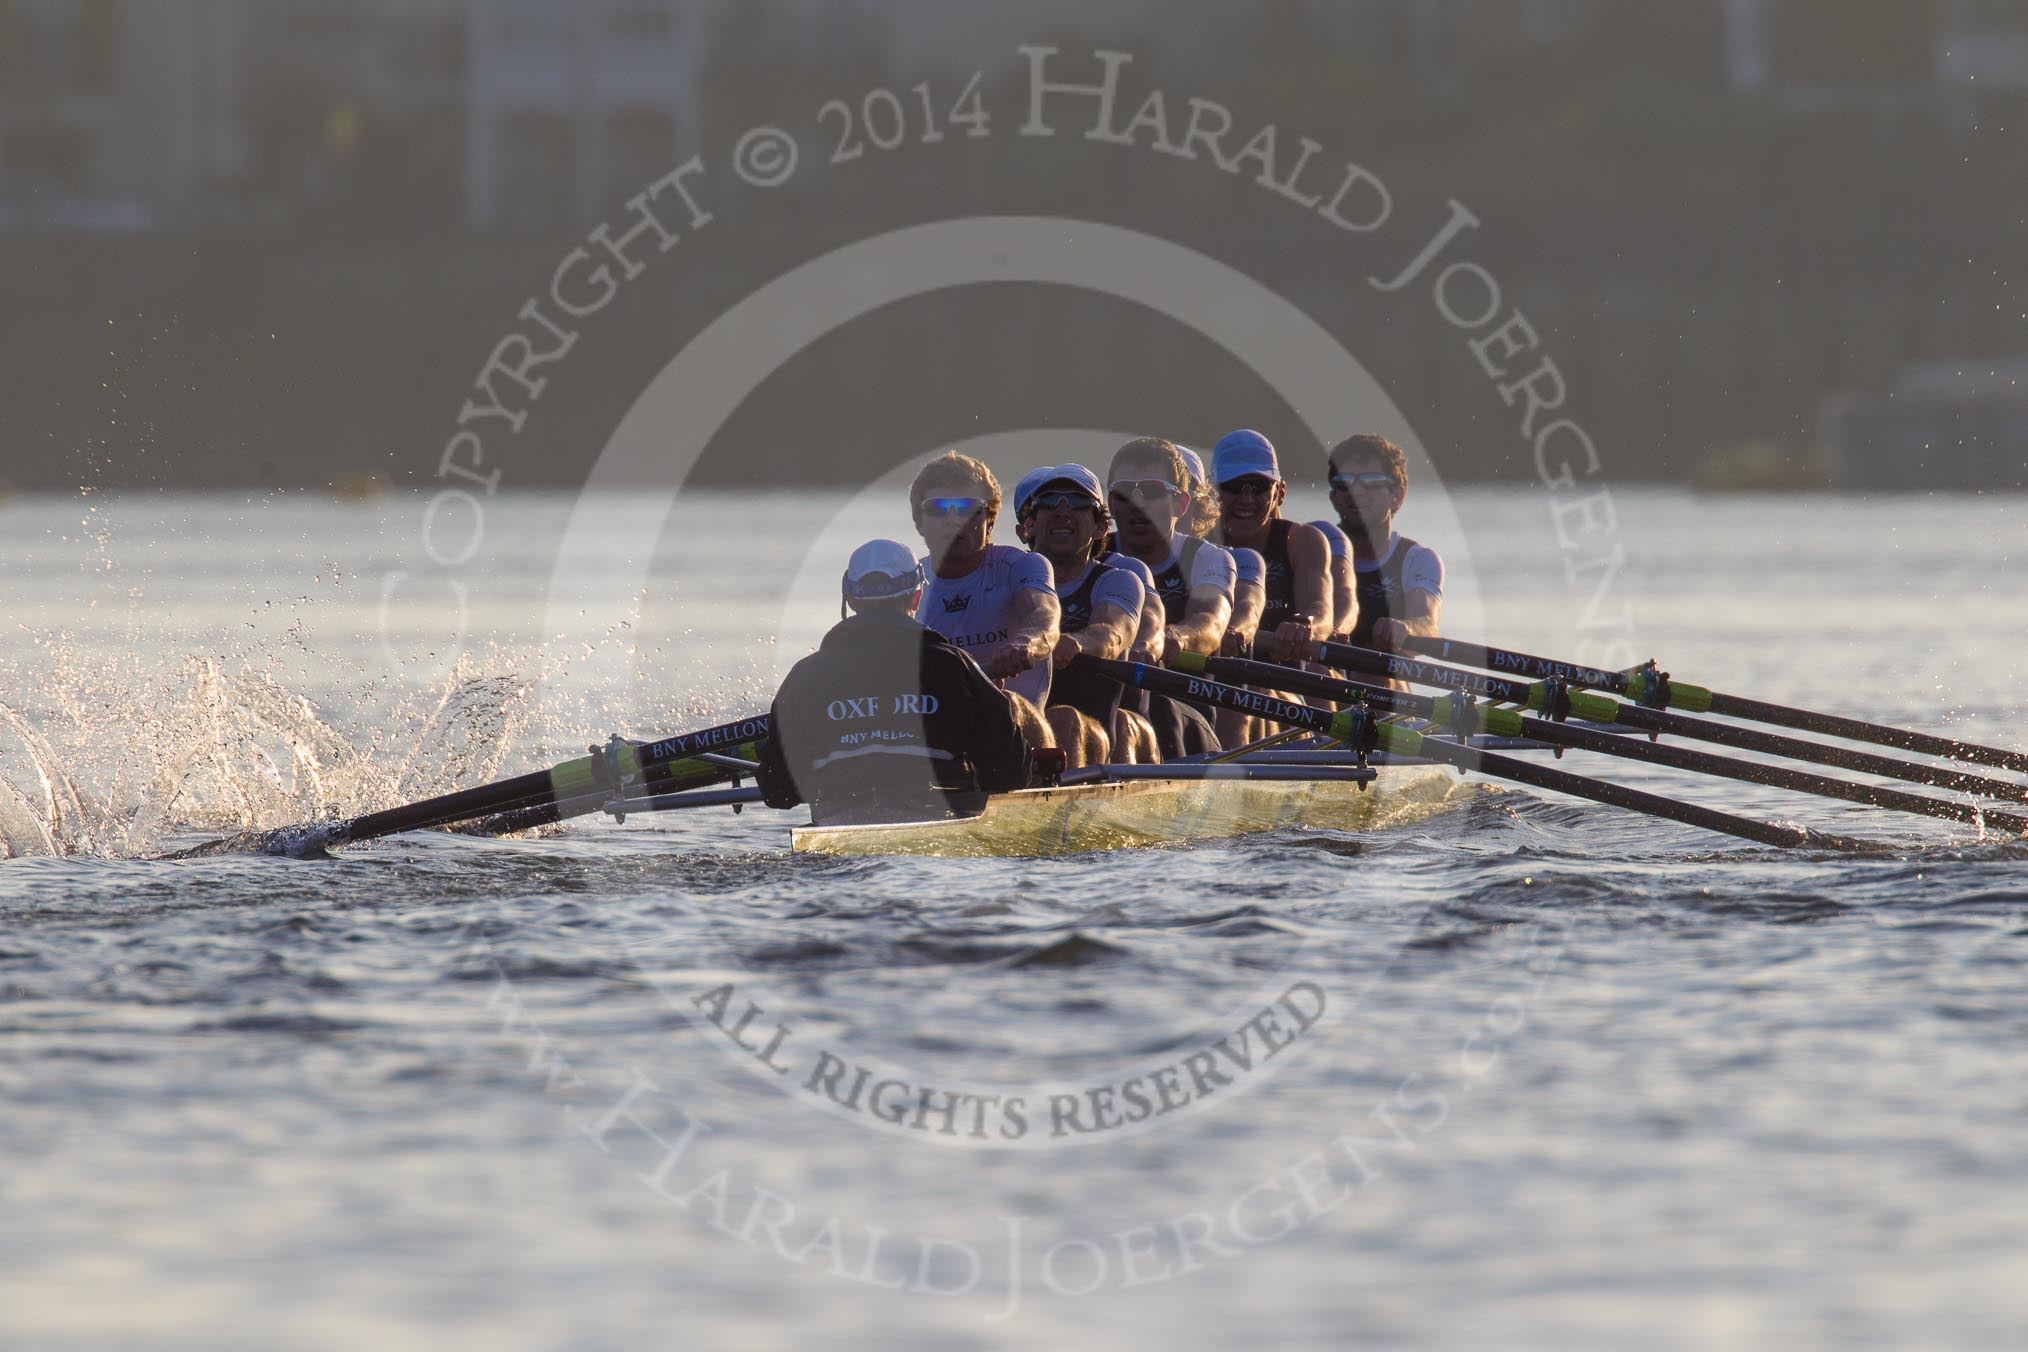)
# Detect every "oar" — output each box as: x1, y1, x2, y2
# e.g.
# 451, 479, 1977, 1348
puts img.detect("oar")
1316, 640, 2028, 804
1206, 652, 2025, 836
1074, 658, 1872, 851
1403, 635, 2028, 775
167, 714, 771, 858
